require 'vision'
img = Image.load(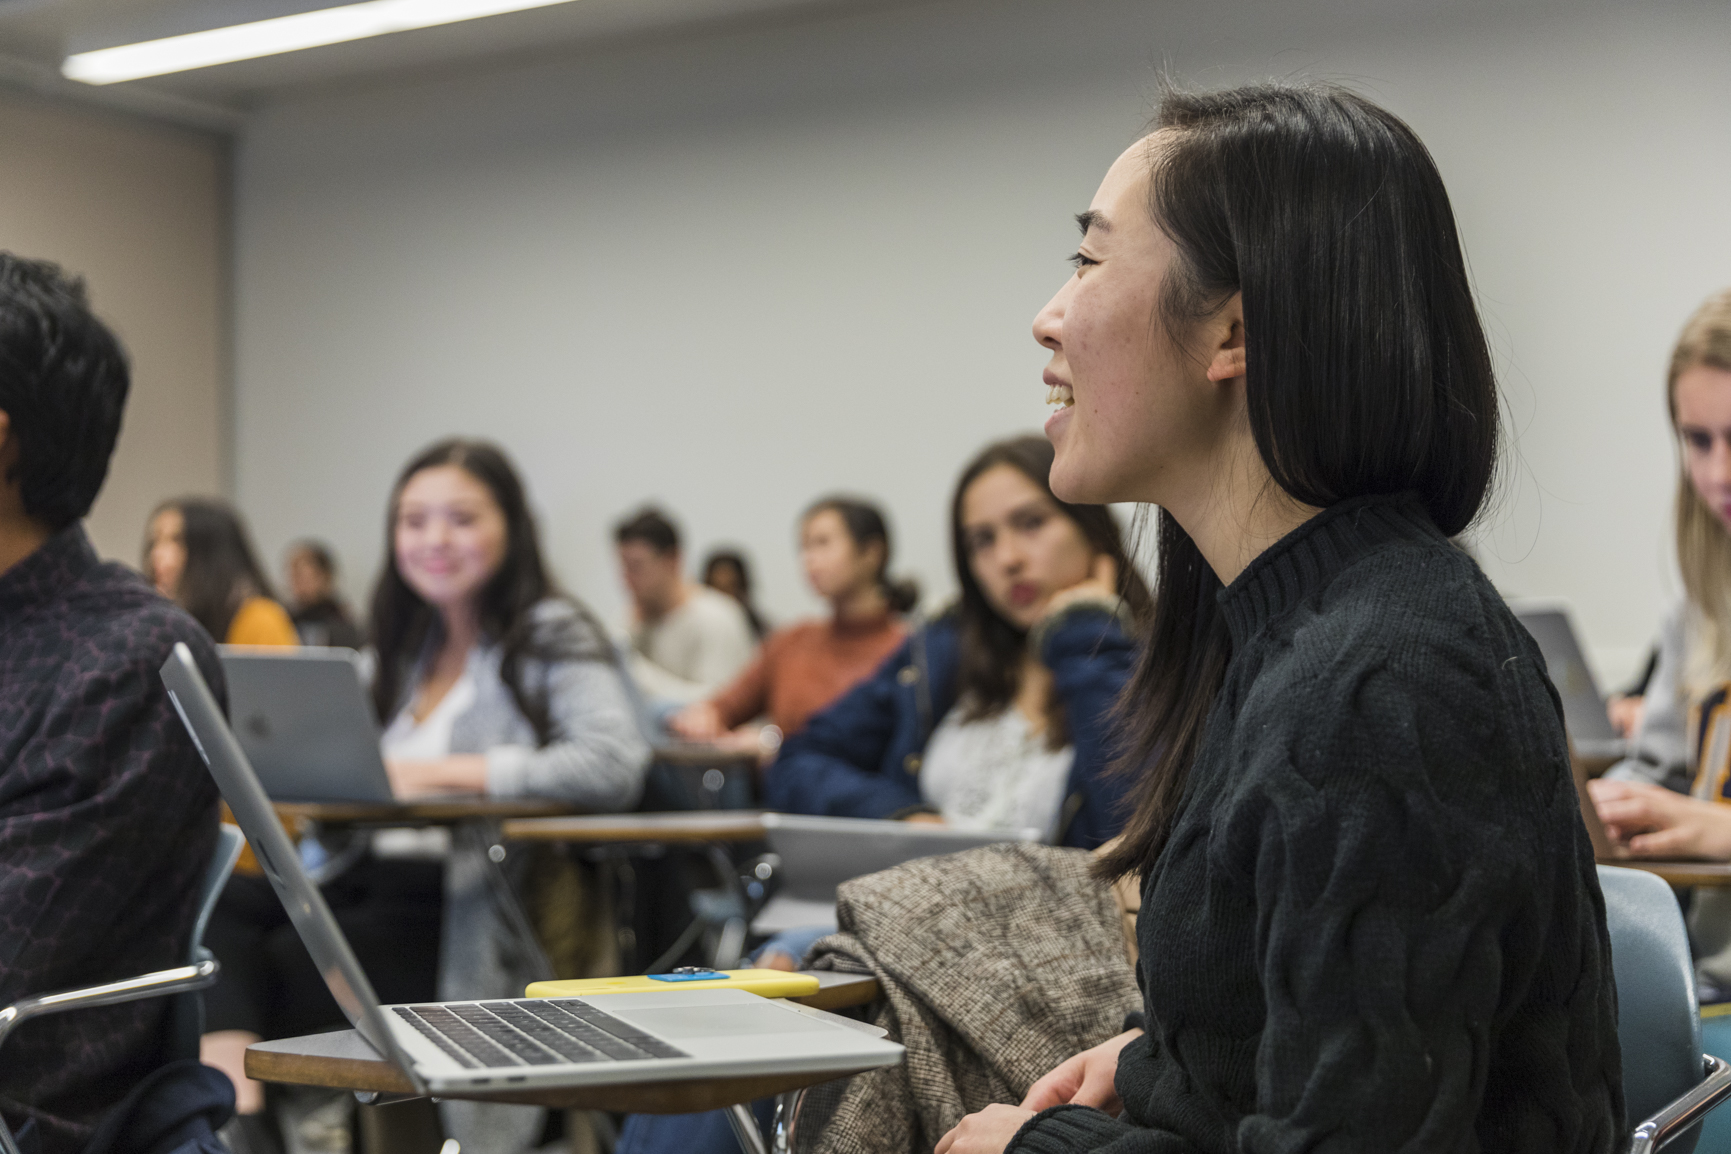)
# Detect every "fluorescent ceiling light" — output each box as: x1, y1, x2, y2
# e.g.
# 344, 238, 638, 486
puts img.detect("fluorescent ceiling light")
62, 0, 580, 84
